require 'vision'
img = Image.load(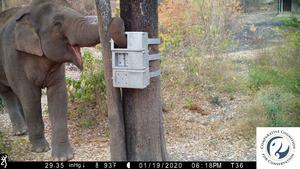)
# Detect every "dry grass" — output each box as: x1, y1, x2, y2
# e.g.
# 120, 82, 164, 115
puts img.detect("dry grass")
158, 1, 262, 160
159, 0, 241, 54
159, 0, 247, 115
